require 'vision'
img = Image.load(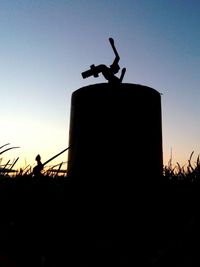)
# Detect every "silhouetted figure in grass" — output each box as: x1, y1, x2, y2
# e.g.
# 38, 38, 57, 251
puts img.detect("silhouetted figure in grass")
81, 37, 126, 83
33, 154, 43, 176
